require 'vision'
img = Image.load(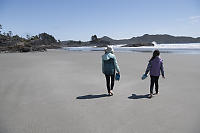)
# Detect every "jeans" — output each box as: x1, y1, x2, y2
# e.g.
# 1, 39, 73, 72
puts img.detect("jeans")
150, 76, 159, 94
105, 75, 115, 93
